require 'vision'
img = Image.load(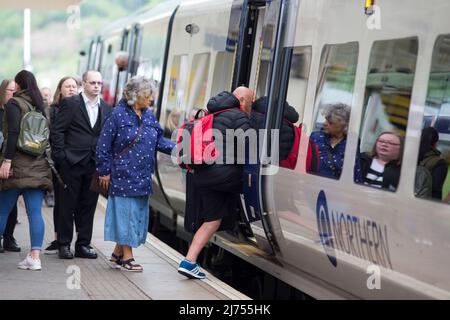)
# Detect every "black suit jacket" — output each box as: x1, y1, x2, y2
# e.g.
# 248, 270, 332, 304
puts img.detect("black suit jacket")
51, 93, 111, 166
